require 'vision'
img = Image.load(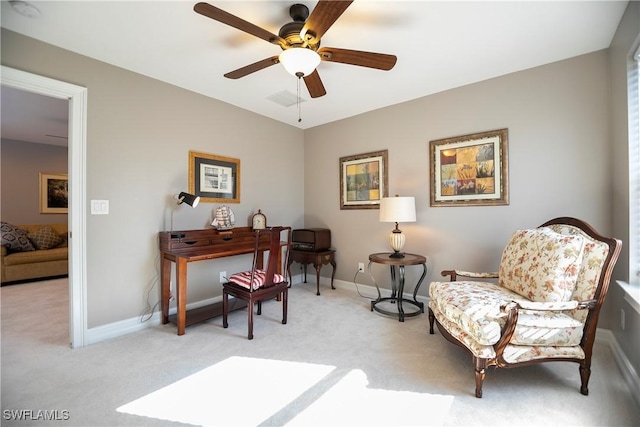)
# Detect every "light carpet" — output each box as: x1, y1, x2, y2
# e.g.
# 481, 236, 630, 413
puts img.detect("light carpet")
1, 278, 639, 426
